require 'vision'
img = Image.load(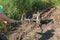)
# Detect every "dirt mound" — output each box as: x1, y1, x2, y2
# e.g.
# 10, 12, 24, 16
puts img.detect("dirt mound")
8, 6, 60, 40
